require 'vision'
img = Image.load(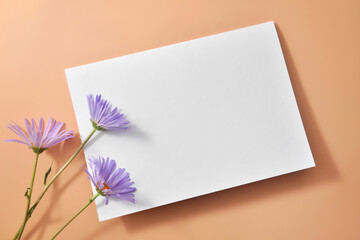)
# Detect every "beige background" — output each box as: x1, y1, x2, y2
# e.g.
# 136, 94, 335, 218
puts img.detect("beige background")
0, 0, 359, 239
